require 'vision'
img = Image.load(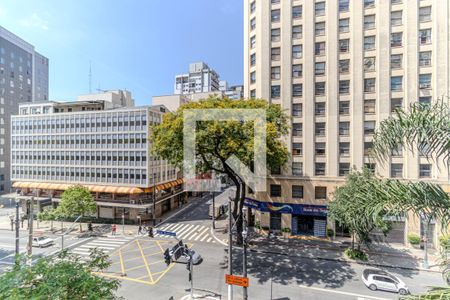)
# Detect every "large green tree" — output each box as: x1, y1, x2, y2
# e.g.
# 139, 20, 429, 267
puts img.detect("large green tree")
151, 96, 289, 244
56, 185, 97, 232
0, 249, 121, 299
